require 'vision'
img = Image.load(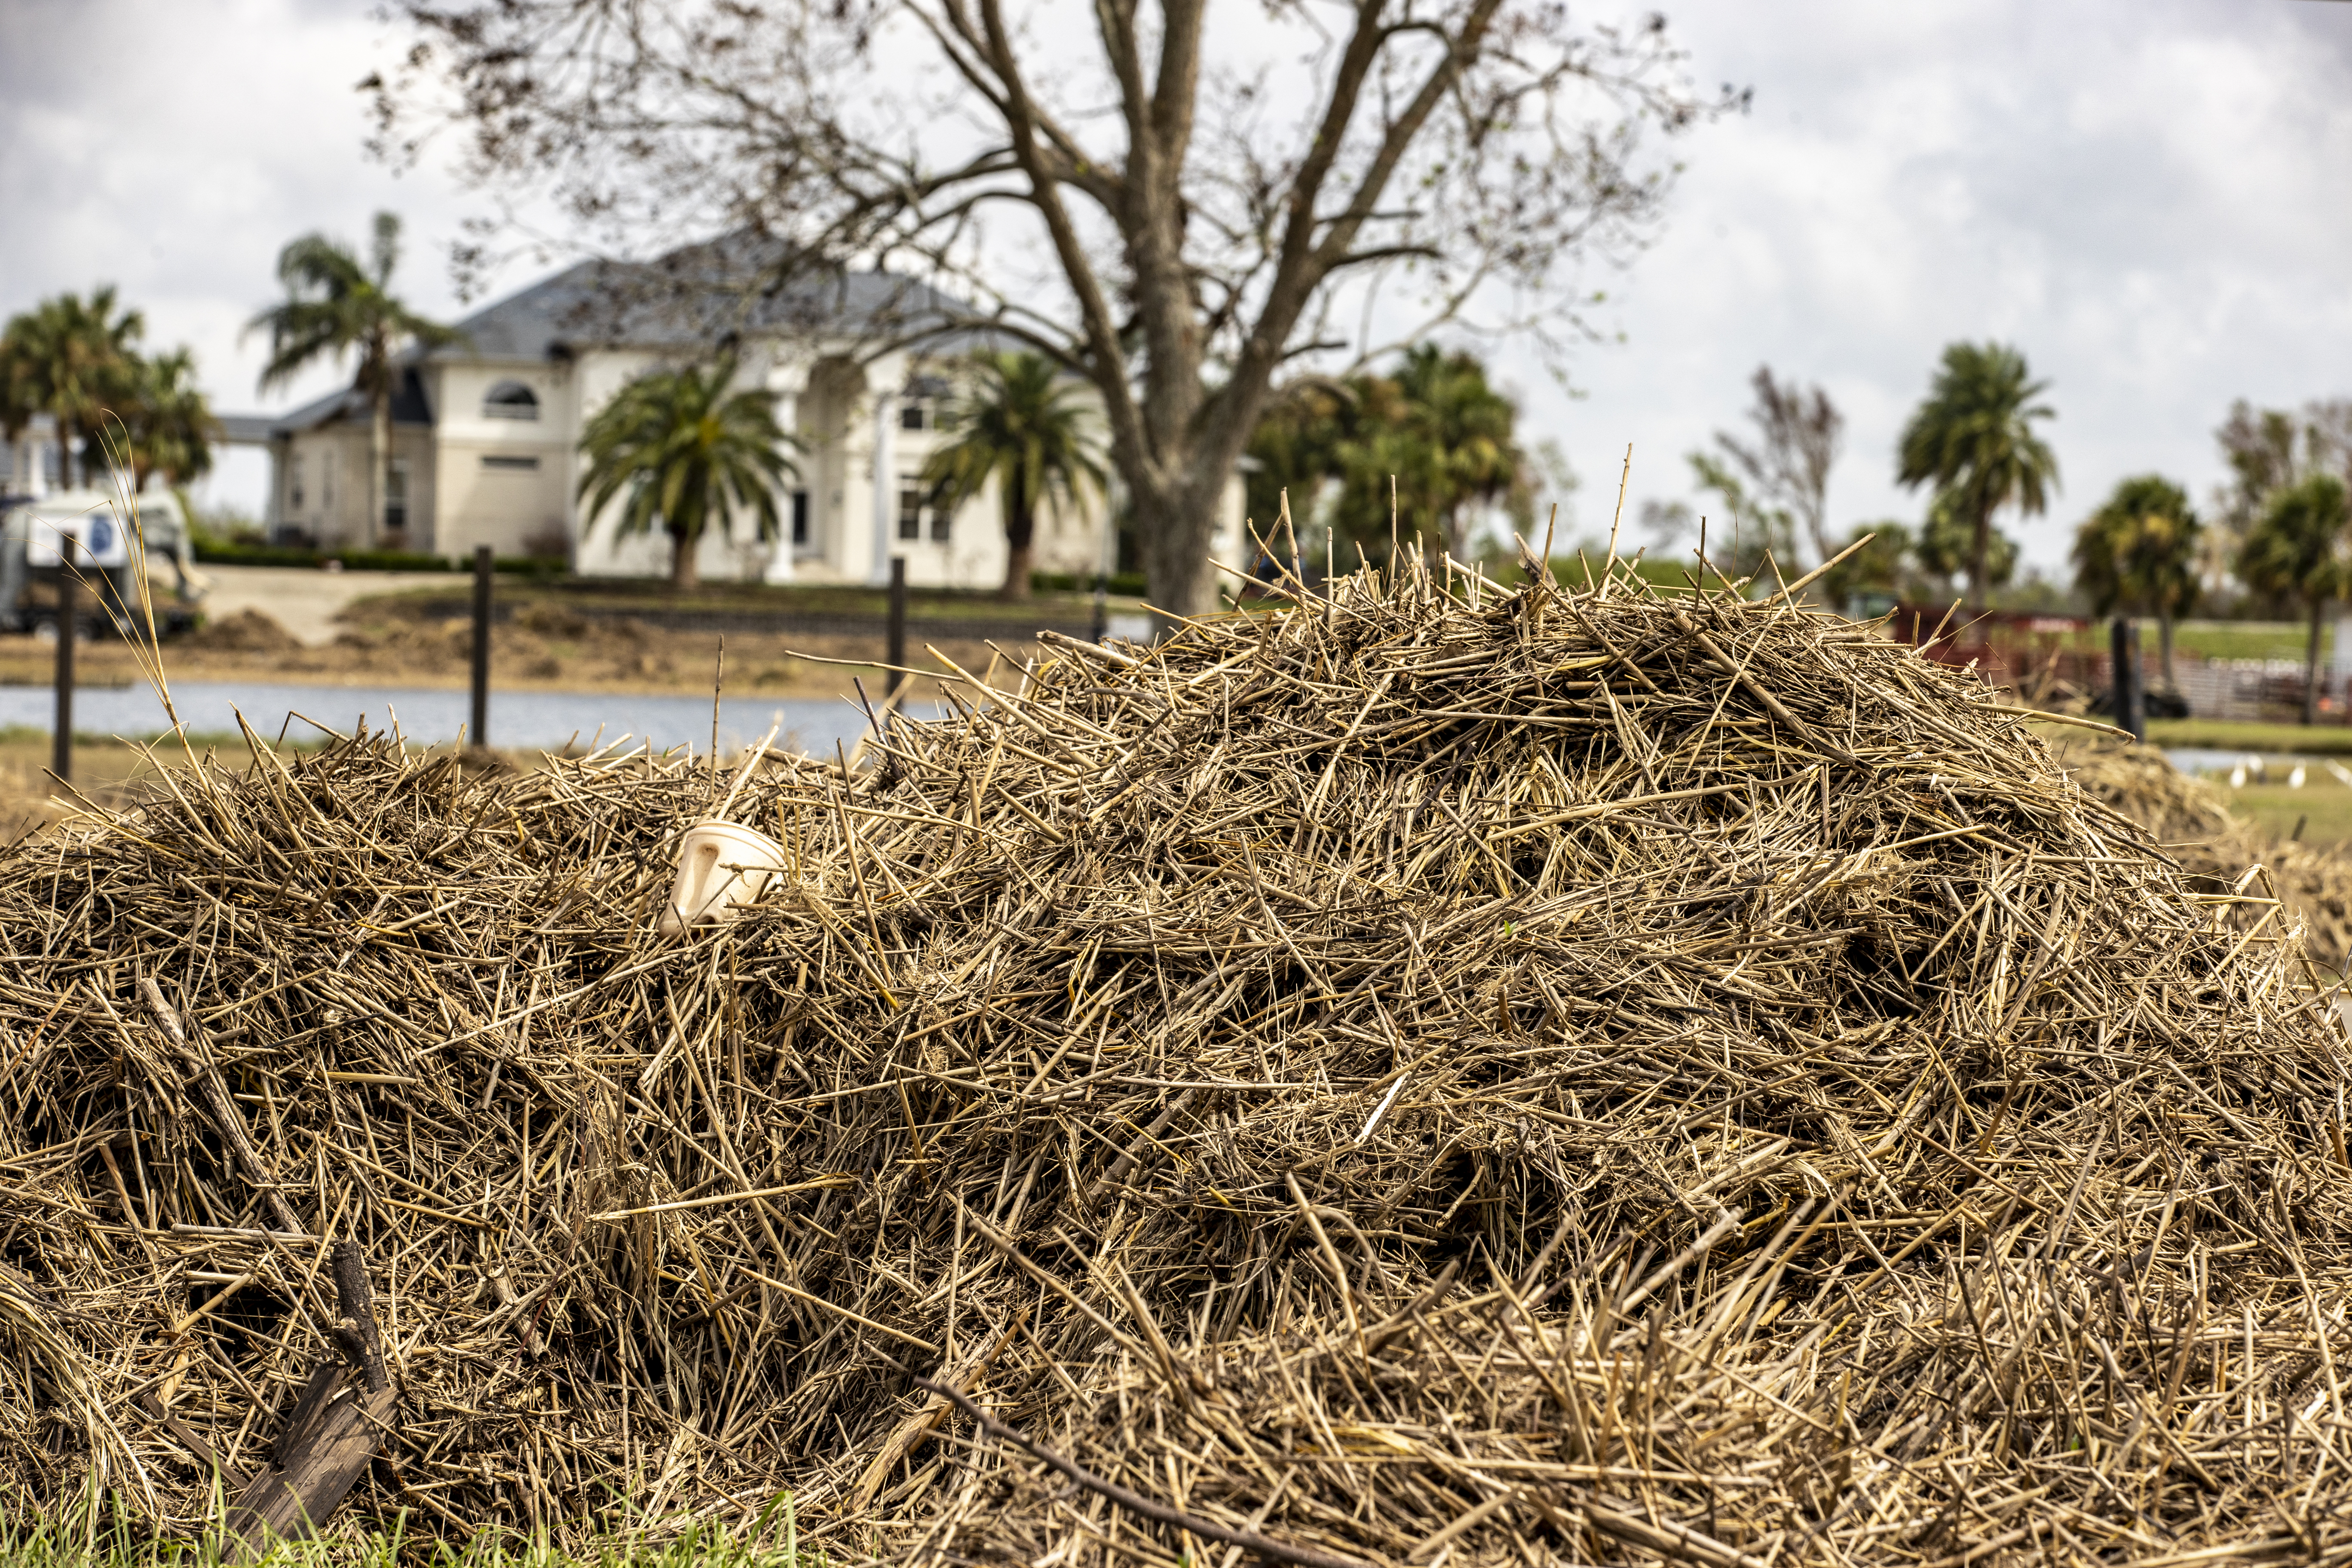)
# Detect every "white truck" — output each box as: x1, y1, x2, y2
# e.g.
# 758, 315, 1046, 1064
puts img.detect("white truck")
0, 490, 209, 637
